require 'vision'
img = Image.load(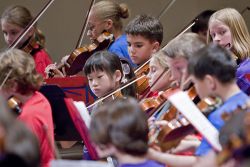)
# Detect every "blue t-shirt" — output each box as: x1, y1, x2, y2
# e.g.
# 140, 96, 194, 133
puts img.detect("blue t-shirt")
119, 160, 165, 167
108, 34, 137, 68
195, 91, 249, 156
